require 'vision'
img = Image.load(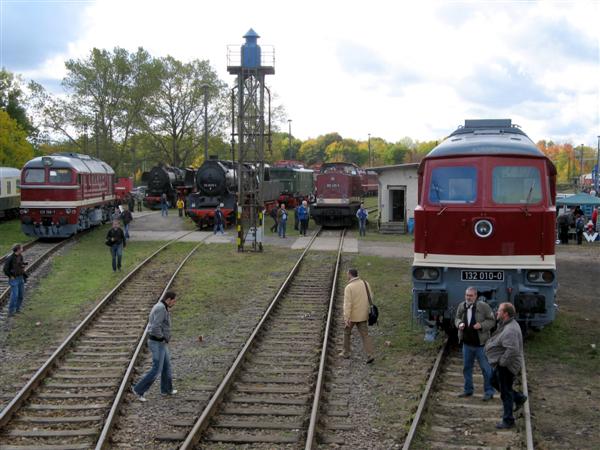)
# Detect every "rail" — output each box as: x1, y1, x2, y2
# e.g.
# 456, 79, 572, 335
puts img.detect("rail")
401, 339, 448, 450
179, 226, 326, 448
96, 242, 201, 449
402, 341, 534, 450
305, 228, 345, 448
0, 231, 195, 430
